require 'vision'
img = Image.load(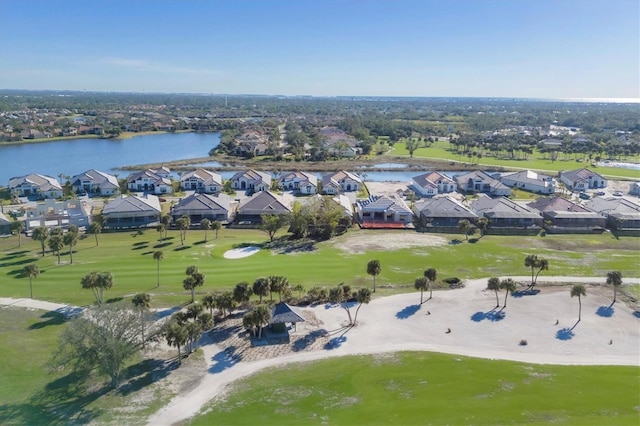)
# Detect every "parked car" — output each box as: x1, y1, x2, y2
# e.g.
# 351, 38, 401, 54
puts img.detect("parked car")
596, 191, 606, 196
612, 191, 624, 196
579, 192, 590, 200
